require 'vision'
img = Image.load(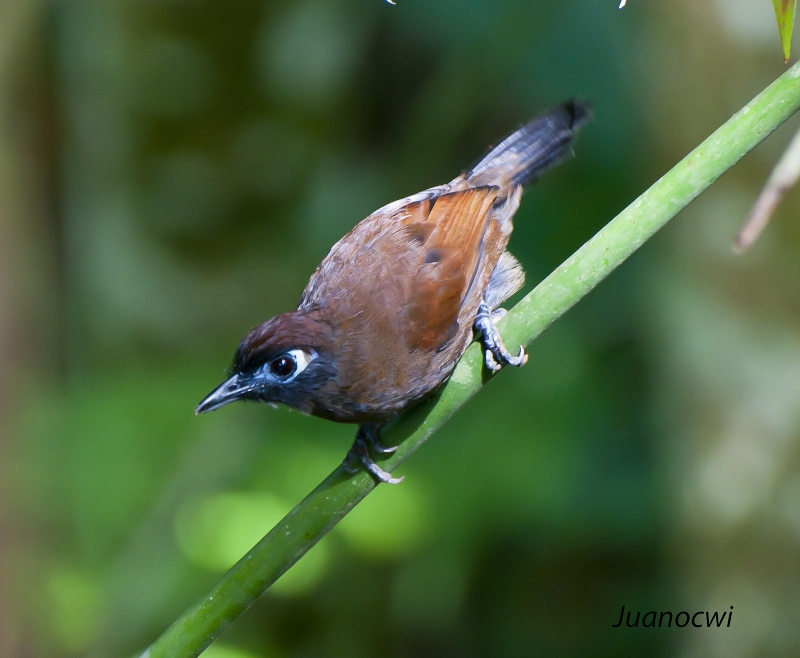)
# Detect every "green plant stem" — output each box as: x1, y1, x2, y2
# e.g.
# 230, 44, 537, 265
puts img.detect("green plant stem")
141, 60, 800, 658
